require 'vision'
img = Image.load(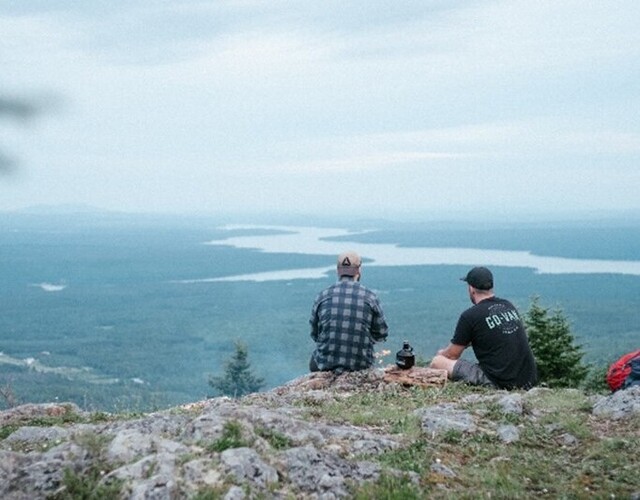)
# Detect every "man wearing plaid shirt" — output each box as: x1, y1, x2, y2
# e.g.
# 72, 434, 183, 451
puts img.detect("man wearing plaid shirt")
309, 251, 389, 373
